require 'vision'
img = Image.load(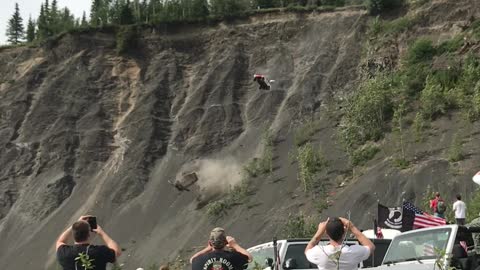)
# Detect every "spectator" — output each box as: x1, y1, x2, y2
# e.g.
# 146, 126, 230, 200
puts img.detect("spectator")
56, 215, 121, 270
430, 192, 446, 218
305, 217, 375, 270
453, 194, 467, 225
191, 227, 252, 270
